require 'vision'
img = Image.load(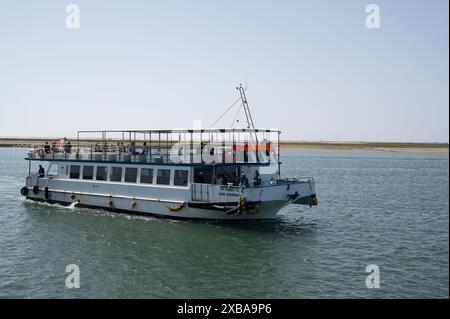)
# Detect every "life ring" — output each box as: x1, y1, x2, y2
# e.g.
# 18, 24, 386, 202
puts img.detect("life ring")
20, 187, 28, 196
